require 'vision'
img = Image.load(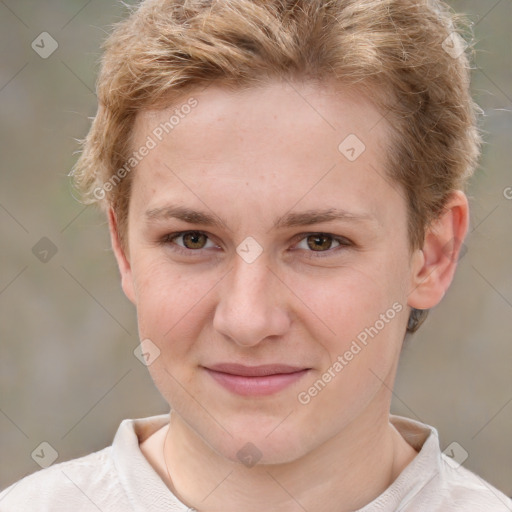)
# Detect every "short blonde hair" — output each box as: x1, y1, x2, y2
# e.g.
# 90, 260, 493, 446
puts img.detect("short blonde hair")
71, 0, 482, 334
